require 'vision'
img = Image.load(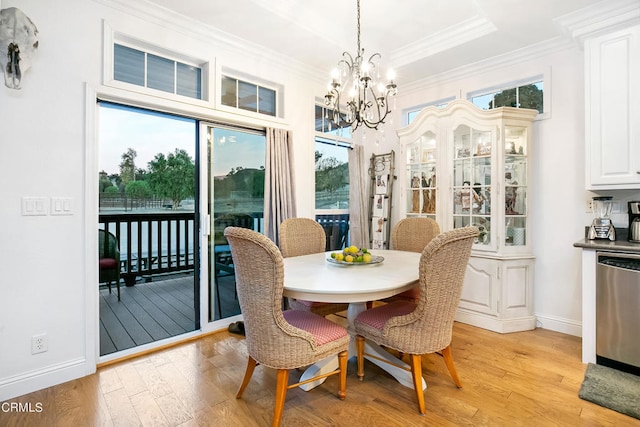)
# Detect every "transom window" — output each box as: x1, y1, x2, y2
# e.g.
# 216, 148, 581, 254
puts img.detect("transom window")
113, 43, 202, 100
221, 76, 276, 117
315, 105, 352, 139
406, 97, 455, 125
469, 81, 544, 114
